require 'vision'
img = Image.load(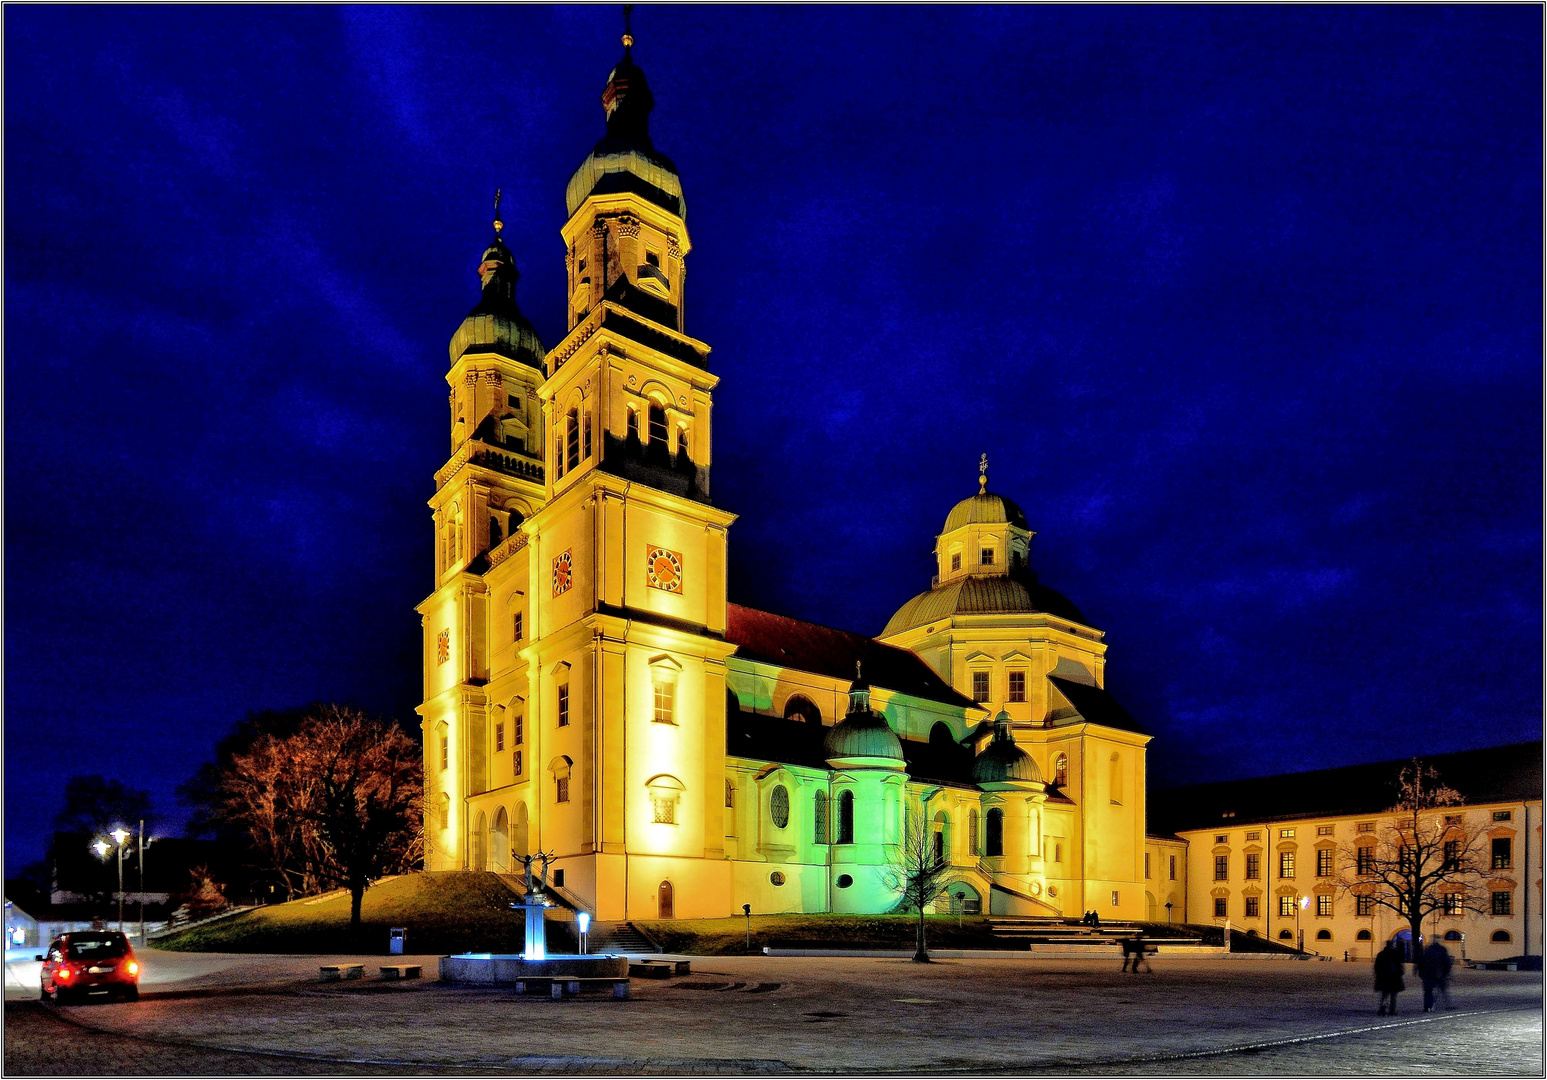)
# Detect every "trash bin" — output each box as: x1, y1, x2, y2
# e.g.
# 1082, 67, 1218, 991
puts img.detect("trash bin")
389, 928, 406, 956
